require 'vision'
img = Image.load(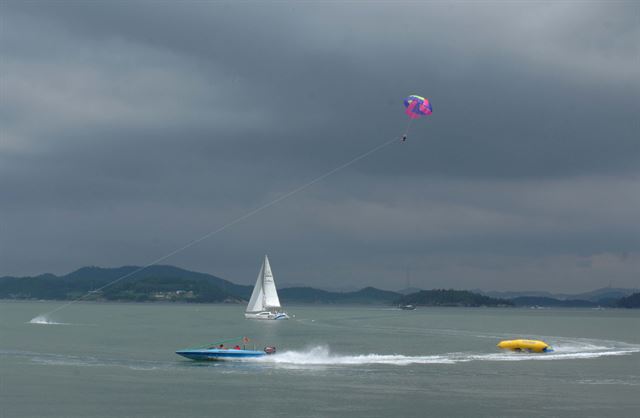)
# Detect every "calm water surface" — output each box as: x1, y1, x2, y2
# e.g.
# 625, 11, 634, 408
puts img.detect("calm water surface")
1, 302, 639, 417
